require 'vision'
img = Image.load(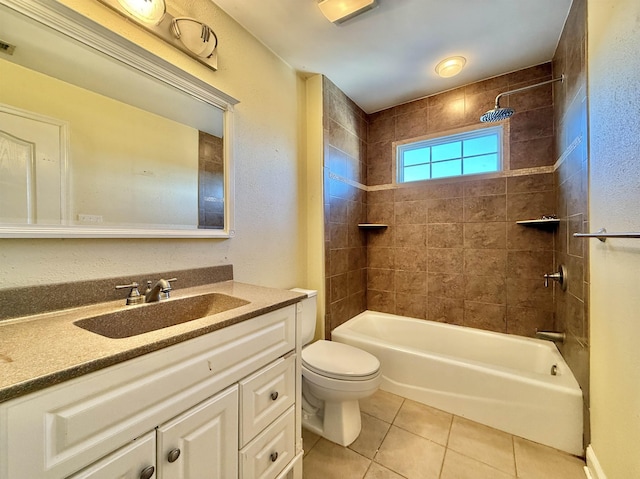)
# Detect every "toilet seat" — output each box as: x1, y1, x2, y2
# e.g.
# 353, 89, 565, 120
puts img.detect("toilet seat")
302, 340, 380, 381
